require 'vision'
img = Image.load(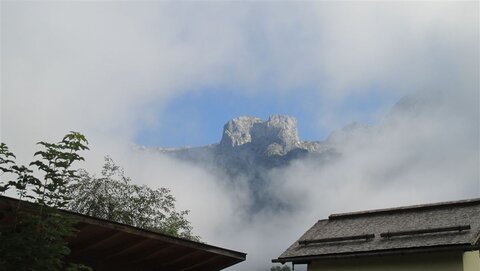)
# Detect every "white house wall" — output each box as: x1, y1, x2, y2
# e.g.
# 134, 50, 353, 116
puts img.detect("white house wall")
308, 252, 463, 271
463, 250, 480, 271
